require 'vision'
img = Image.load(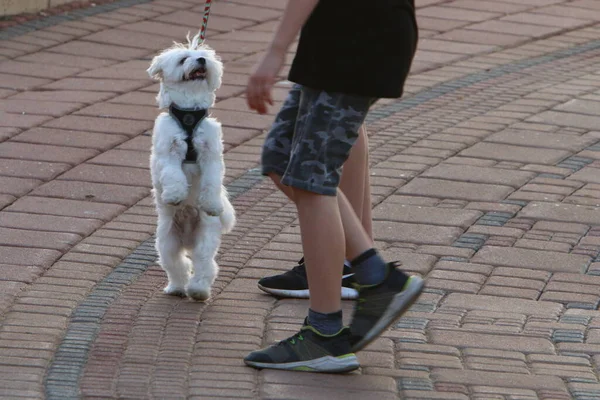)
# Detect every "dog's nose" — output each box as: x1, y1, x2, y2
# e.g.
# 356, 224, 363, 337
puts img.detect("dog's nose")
197, 57, 206, 65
